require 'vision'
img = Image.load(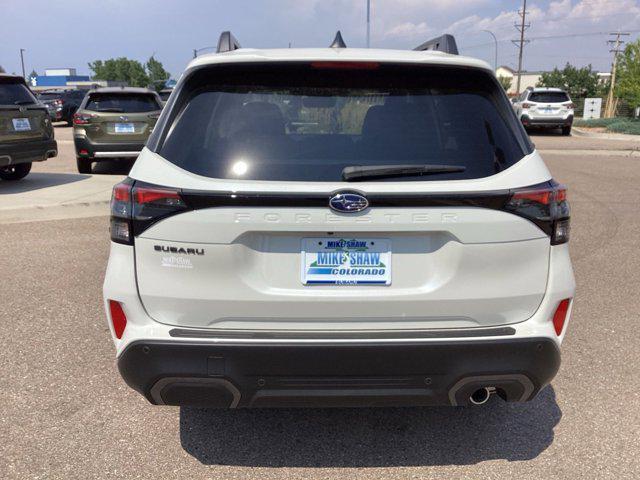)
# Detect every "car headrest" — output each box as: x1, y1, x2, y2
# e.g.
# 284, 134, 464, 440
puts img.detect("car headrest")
233, 101, 286, 136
